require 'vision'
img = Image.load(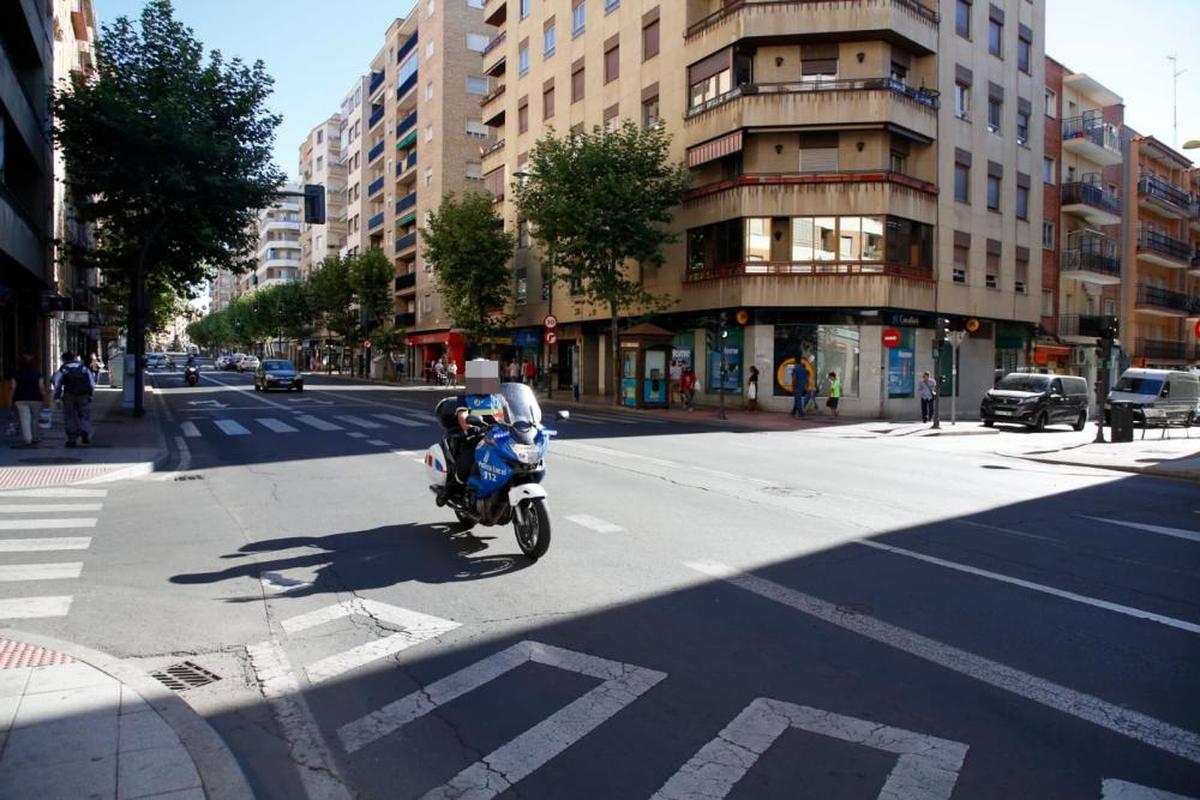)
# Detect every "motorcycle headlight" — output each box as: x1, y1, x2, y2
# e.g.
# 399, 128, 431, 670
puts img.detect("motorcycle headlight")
511, 444, 541, 464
